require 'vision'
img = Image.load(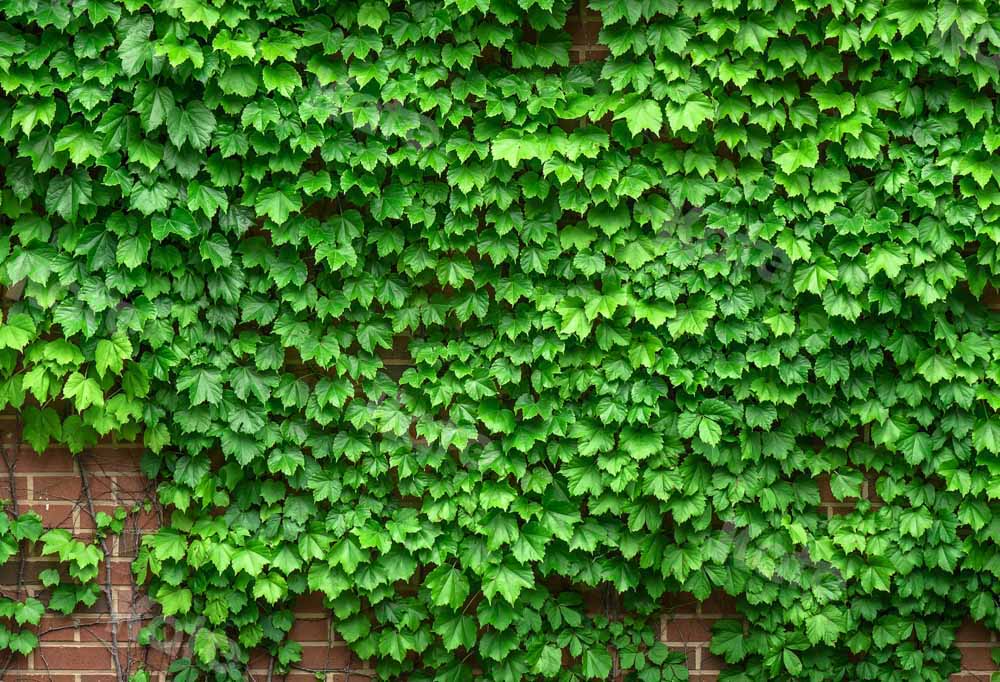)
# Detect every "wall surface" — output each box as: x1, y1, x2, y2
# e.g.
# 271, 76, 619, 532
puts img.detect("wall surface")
2, 1, 999, 680
2, 315, 1000, 682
